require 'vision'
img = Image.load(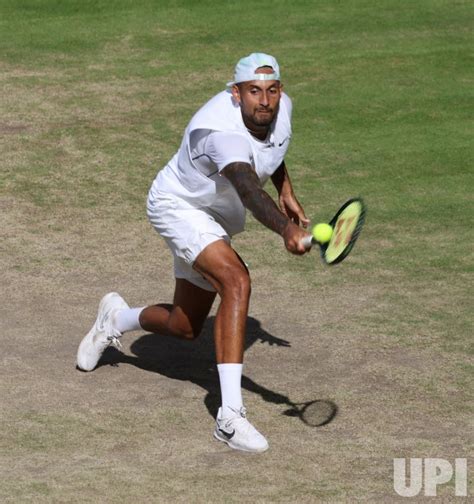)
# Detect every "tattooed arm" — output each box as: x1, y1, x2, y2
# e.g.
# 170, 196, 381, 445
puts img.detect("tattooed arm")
222, 162, 309, 254
222, 162, 287, 234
